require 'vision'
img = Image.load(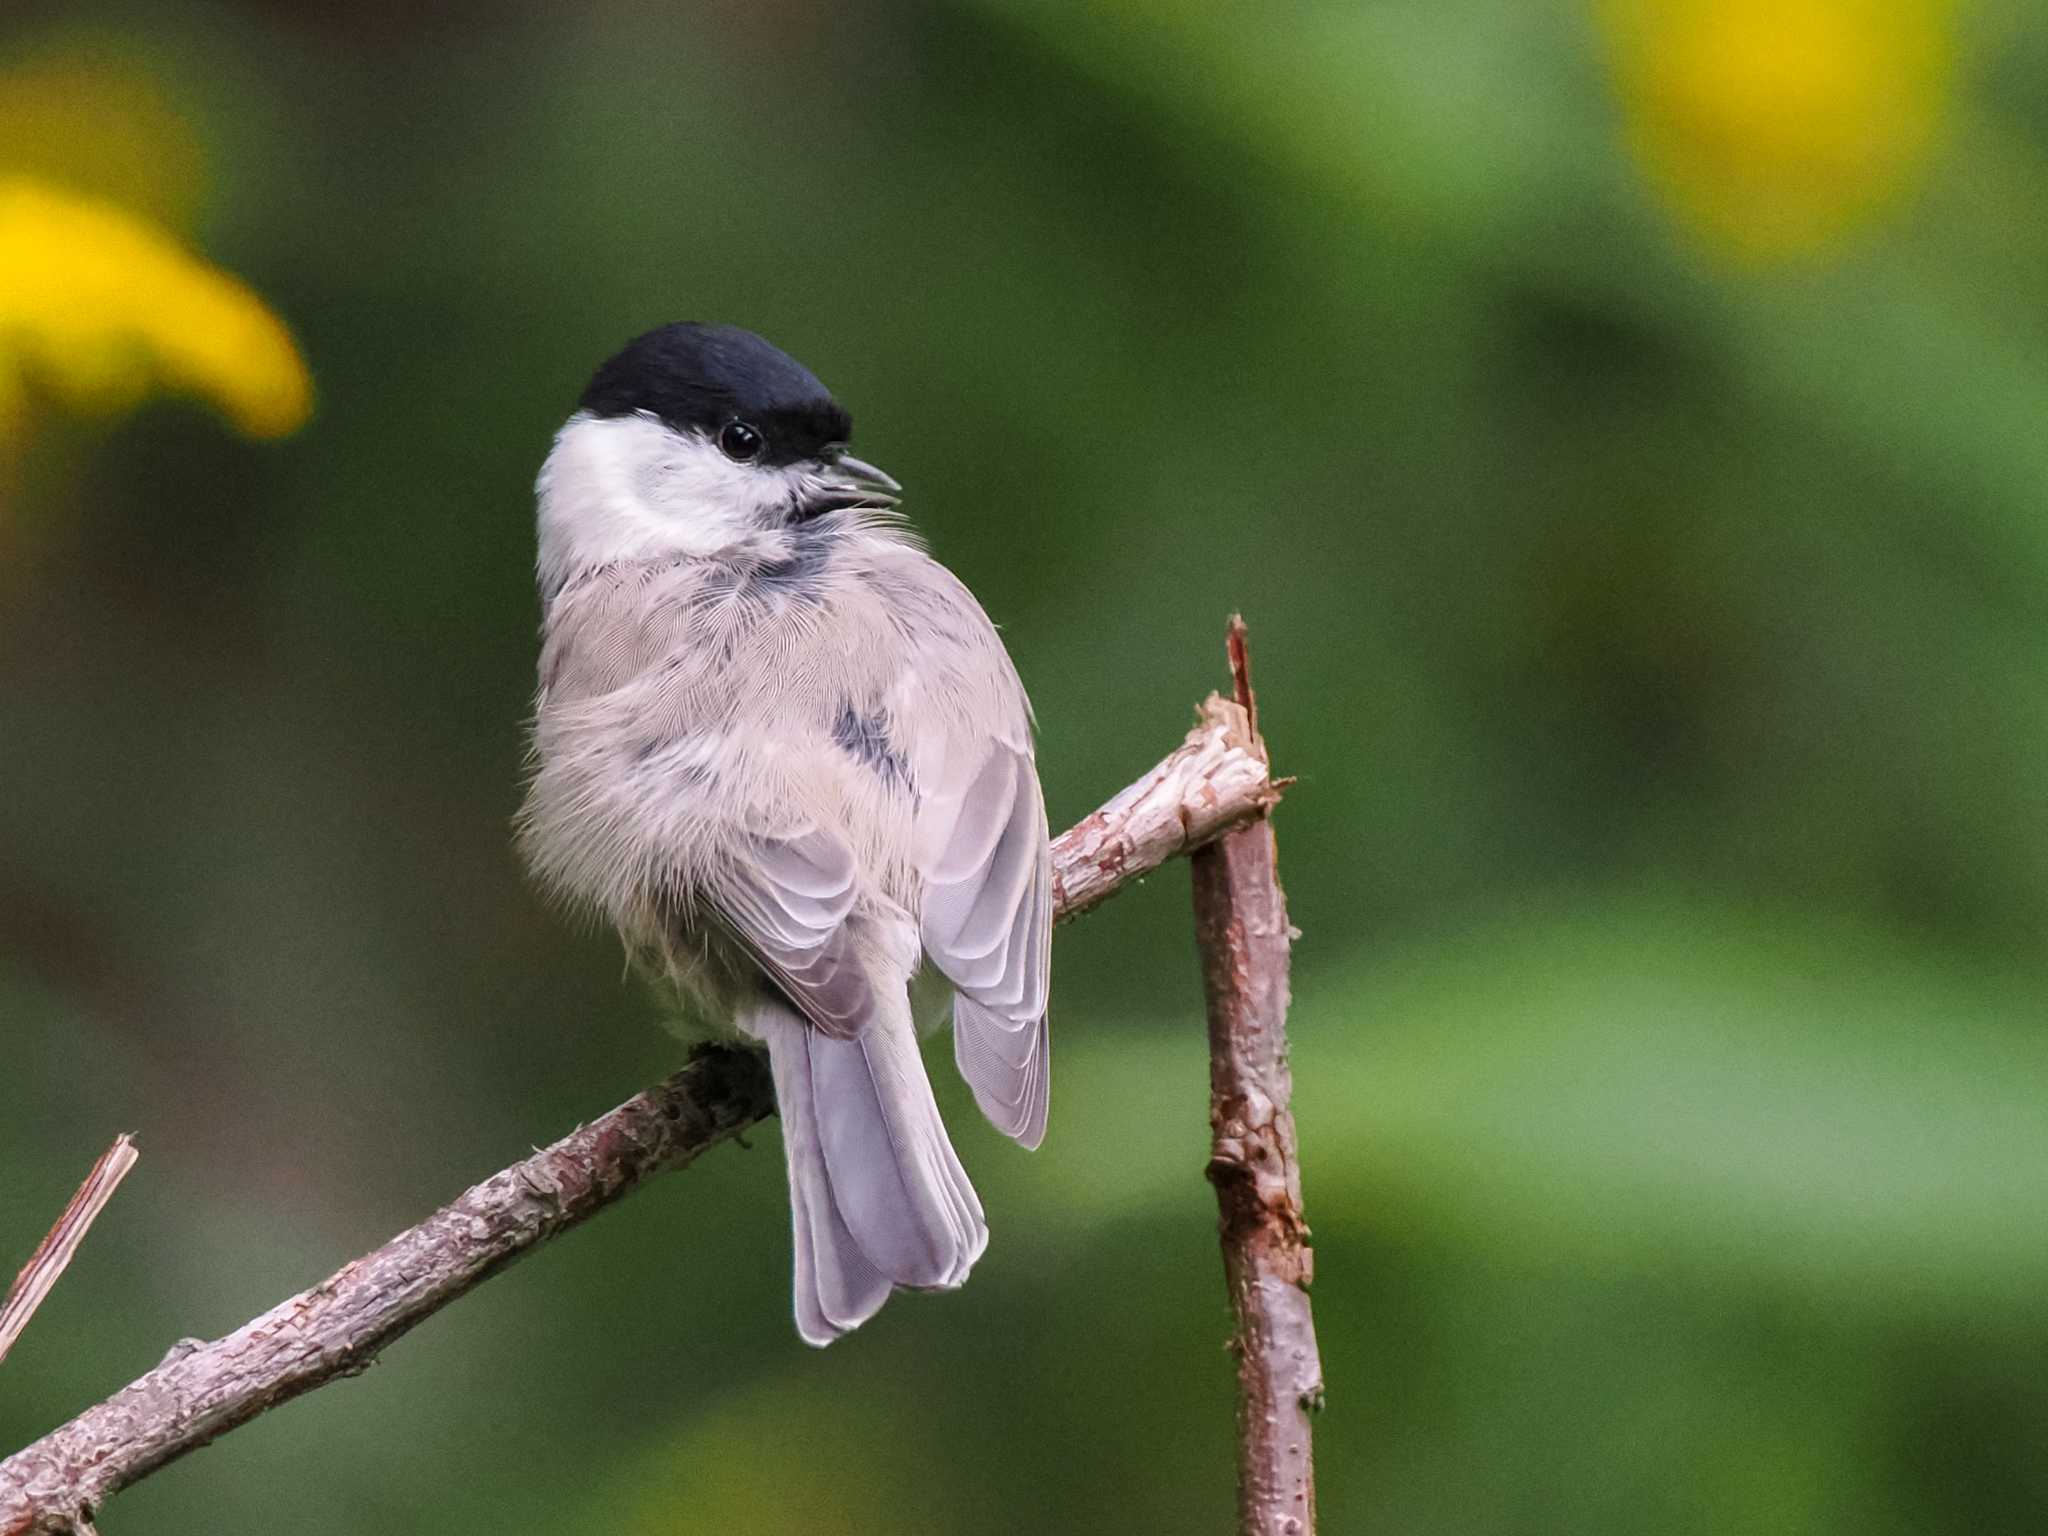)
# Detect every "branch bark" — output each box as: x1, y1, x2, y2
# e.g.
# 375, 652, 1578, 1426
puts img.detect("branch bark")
1192, 617, 1322, 1536
0, 710, 1281, 1536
